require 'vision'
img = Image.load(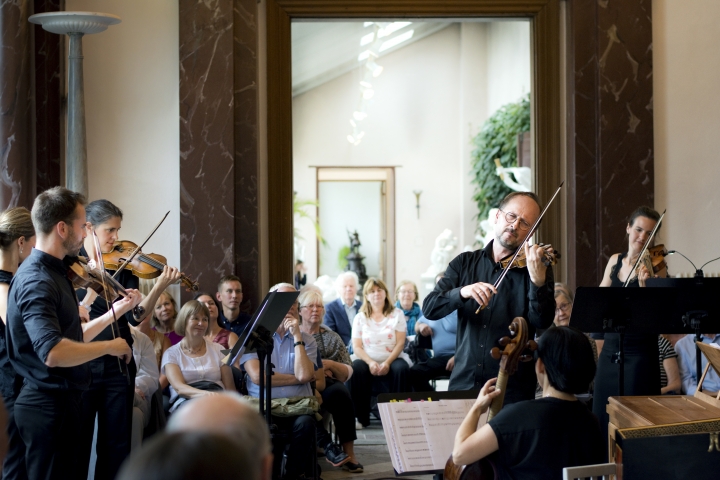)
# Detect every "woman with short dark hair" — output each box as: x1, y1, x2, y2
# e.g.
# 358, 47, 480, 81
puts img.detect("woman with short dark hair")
452, 326, 603, 479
